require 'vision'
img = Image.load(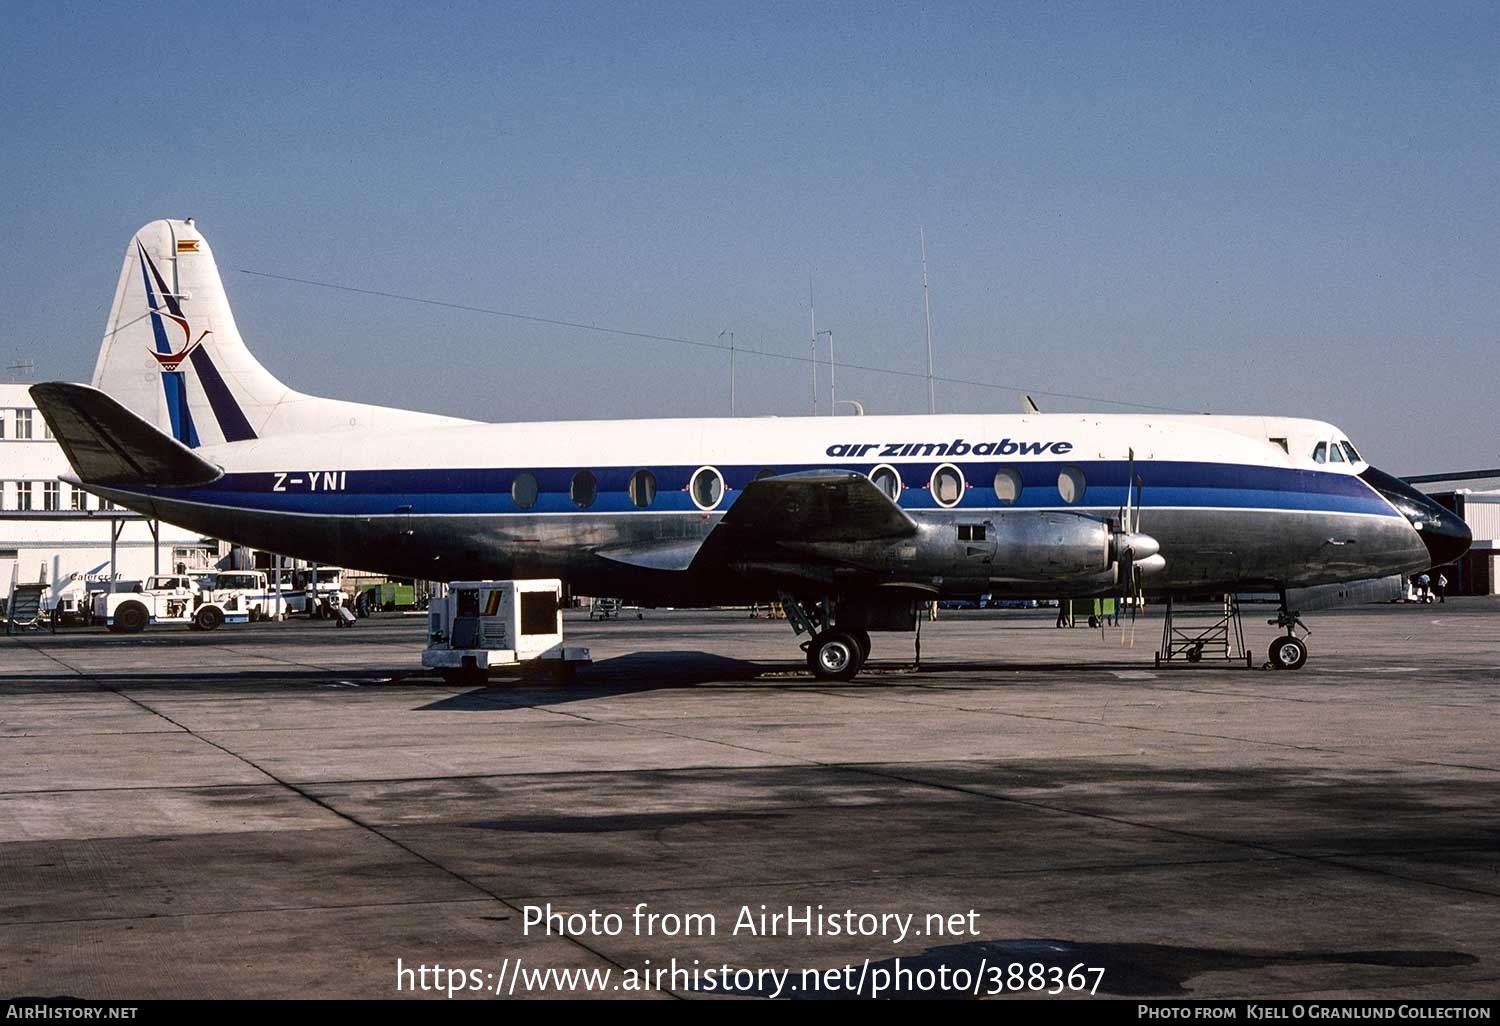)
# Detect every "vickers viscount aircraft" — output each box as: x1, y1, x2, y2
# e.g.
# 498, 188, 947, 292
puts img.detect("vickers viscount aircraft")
31, 220, 1470, 679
